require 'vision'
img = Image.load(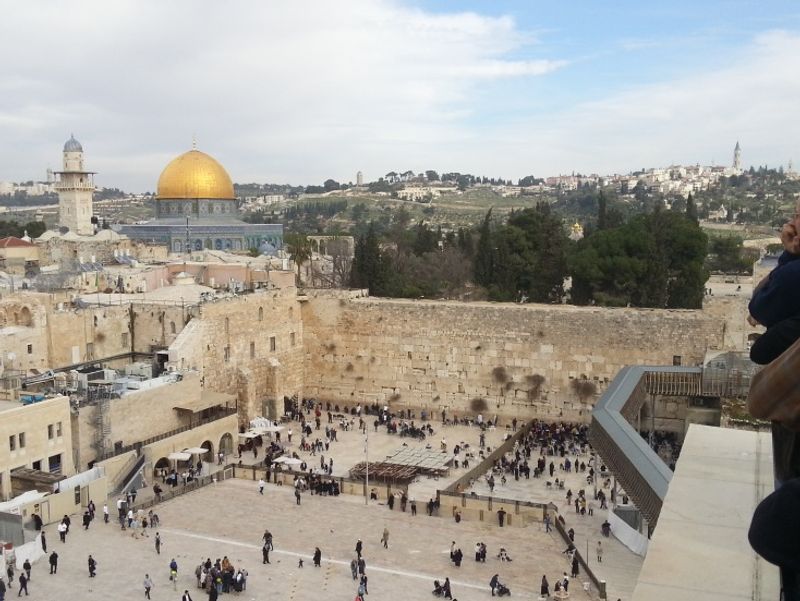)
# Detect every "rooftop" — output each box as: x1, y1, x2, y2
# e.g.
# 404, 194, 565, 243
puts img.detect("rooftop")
631, 424, 778, 601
